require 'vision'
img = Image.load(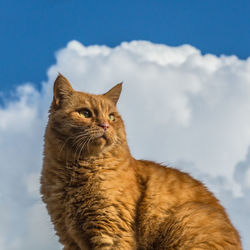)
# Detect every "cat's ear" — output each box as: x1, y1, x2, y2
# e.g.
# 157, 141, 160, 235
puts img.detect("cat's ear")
103, 82, 123, 105
52, 74, 74, 108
